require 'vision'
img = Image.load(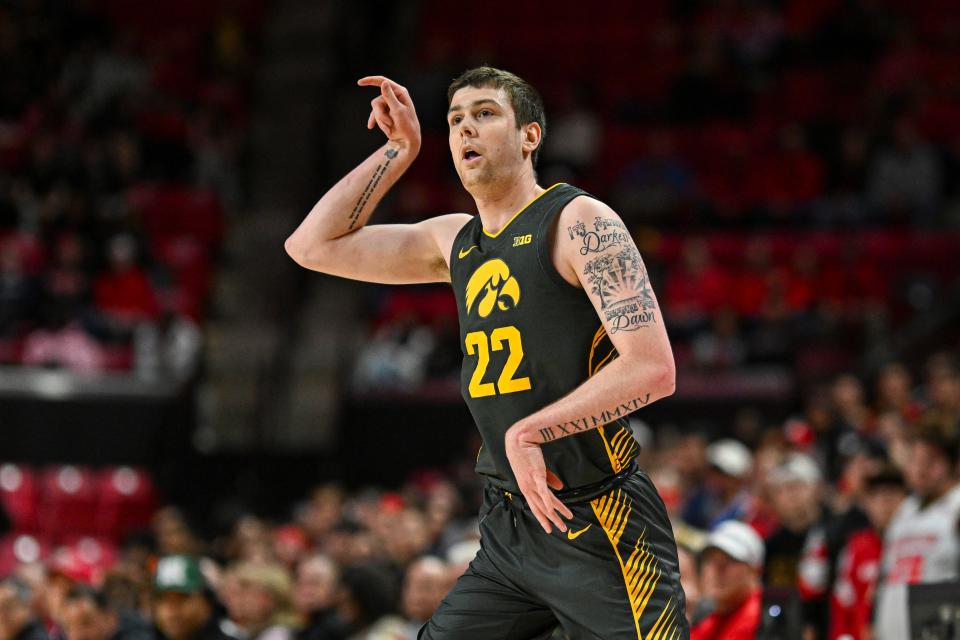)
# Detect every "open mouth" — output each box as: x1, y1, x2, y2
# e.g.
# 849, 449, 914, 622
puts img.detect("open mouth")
463, 148, 482, 161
